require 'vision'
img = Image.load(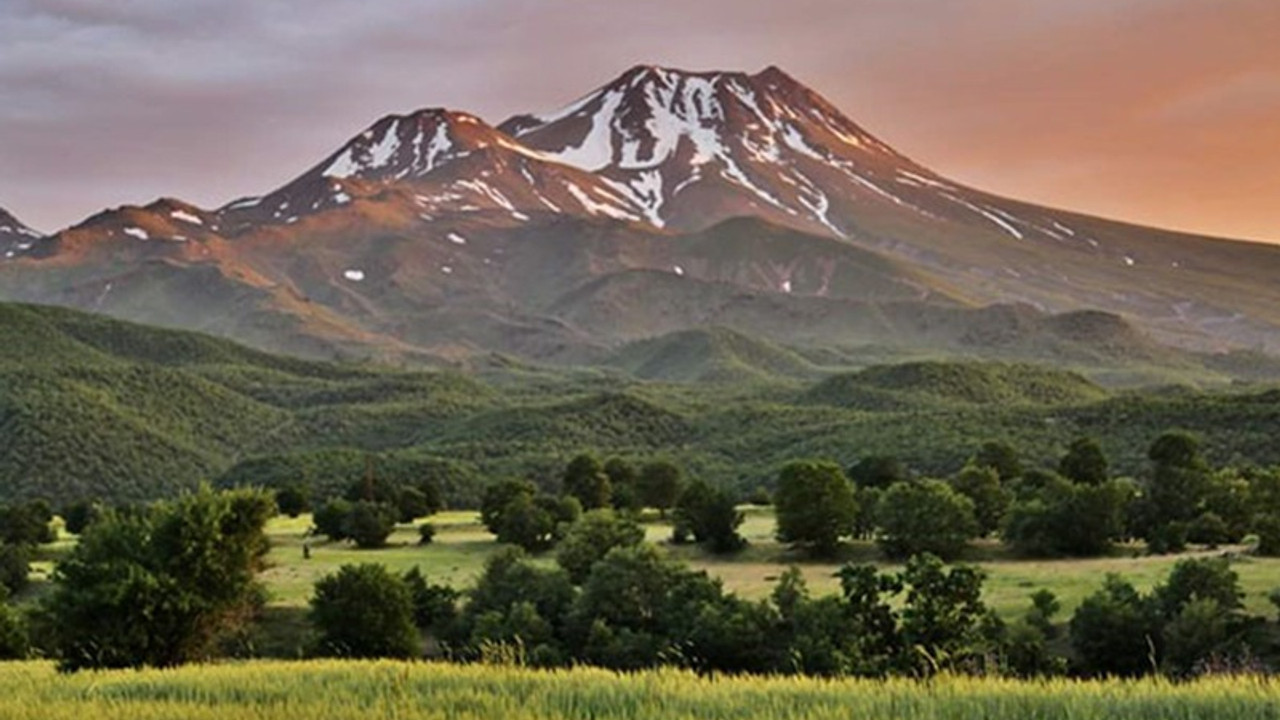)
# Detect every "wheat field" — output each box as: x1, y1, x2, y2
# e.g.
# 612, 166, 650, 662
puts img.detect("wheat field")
0, 660, 1275, 720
